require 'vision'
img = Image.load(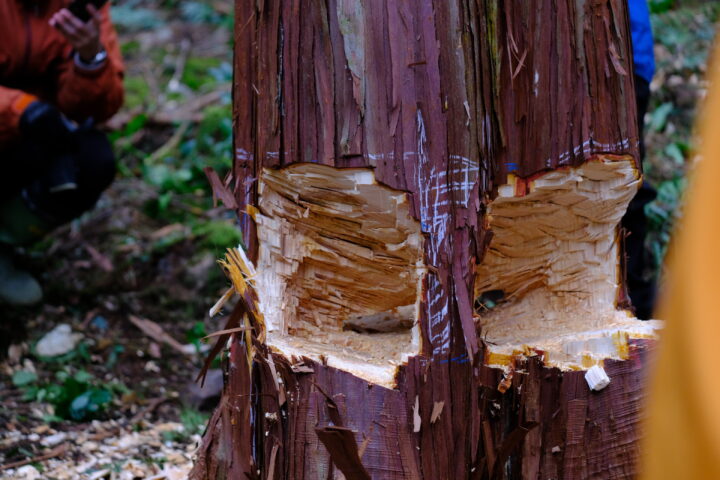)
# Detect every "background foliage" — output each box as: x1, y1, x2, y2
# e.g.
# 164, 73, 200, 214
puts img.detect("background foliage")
643, 2, 719, 282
